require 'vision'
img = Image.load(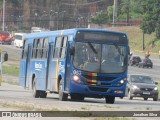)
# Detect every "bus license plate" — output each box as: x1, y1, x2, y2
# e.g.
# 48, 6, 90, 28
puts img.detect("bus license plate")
143, 92, 150, 95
